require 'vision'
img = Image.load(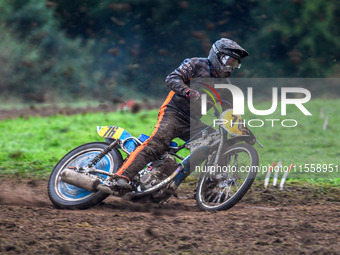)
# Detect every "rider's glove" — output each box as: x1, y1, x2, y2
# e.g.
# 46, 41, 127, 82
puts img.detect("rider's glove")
186, 89, 200, 100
